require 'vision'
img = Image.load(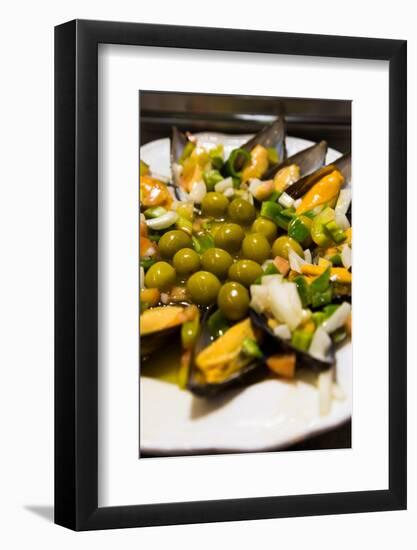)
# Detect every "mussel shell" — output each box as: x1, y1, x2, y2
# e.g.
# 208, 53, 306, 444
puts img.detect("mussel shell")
170, 126, 188, 168
187, 307, 267, 397
140, 325, 181, 358
262, 140, 328, 181
234, 117, 286, 171
285, 152, 351, 199
170, 127, 190, 200
249, 309, 334, 372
